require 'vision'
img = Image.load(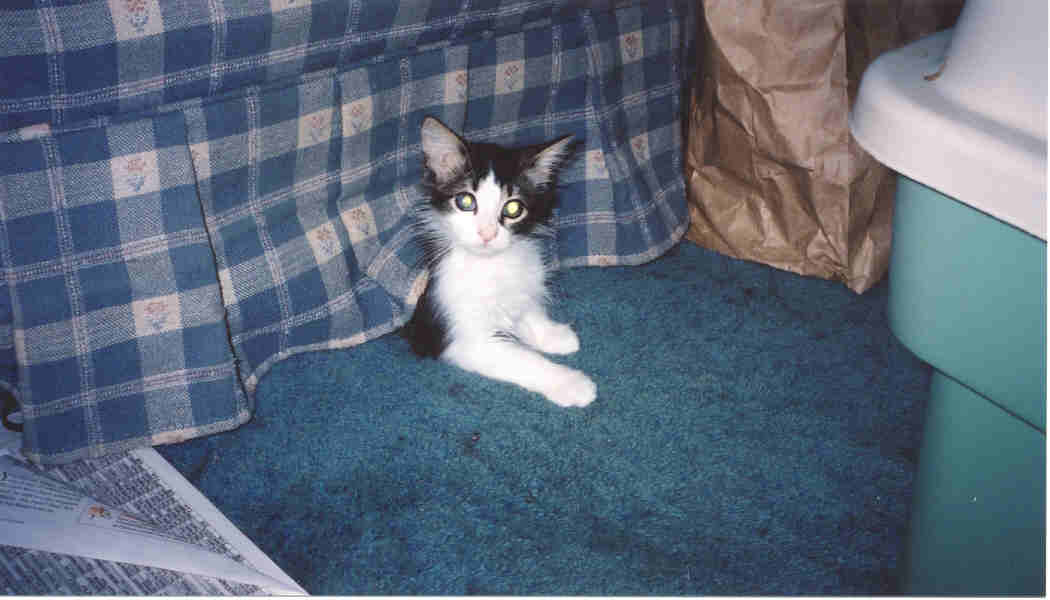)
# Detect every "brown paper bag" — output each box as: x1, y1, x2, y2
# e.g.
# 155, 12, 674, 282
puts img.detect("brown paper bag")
685, 0, 963, 293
